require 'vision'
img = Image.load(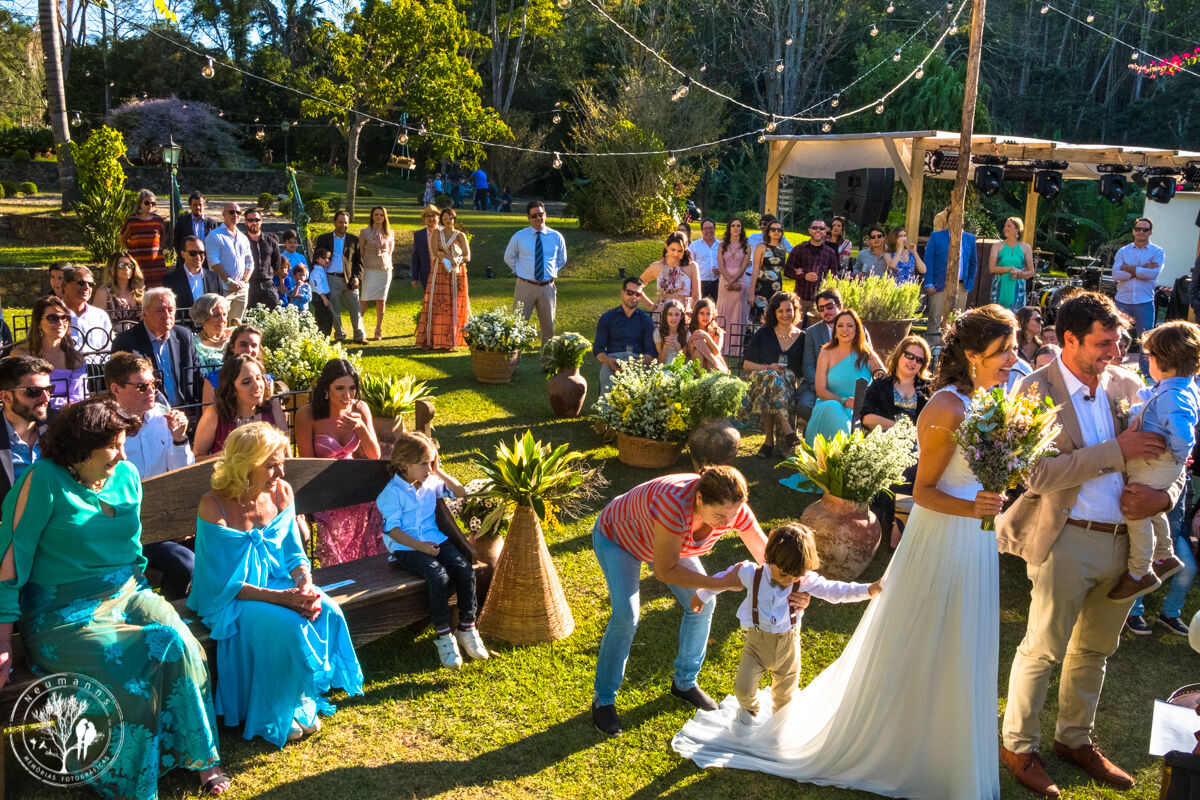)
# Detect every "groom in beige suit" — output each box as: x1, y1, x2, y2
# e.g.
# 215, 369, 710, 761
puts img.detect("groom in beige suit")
997, 292, 1184, 798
